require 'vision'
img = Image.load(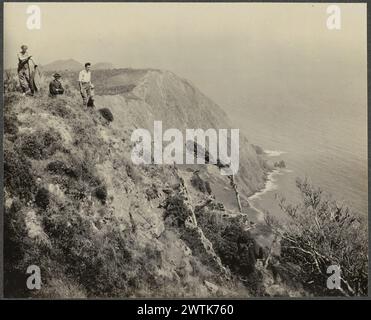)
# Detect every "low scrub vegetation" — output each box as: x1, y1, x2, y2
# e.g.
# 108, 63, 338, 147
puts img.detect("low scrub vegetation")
196, 208, 266, 294
15, 129, 62, 160
4, 144, 36, 201
266, 178, 368, 296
